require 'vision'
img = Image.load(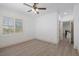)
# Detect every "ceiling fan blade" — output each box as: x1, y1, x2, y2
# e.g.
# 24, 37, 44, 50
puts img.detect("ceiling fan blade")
24, 3, 33, 8
38, 8, 46, 10
27, 10, 32, 12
